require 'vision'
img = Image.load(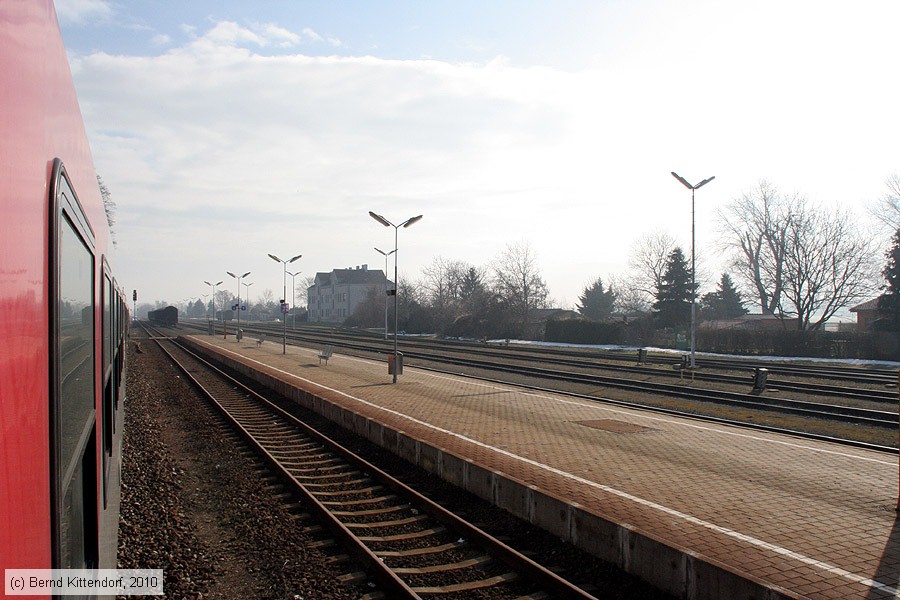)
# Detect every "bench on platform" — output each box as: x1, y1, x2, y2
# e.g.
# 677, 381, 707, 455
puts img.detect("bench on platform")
255, 334, 267, 348
318, 346, 334, 365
